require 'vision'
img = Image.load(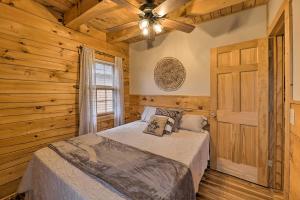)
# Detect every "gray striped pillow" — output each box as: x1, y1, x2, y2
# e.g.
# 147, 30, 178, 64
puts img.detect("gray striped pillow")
155, 108, 183, 132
